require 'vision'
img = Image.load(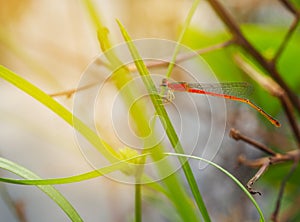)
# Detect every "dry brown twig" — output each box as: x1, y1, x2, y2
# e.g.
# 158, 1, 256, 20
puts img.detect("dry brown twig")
279, 0, 300, 16
128, 38, 235, 71
271, 15, 299, 65
48, 82, 99, 98
230, 128, 300, 221
272, 0, 300, 65
230, 129, 300, 188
